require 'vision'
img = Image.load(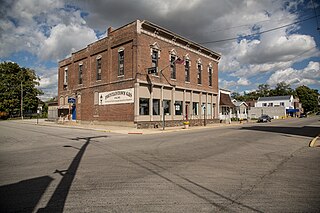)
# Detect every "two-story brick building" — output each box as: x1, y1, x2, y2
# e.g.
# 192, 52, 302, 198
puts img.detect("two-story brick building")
58, 20, 221, 128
